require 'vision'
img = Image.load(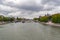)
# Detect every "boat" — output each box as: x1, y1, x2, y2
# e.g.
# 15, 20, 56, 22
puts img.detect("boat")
22, 21, 25, 23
